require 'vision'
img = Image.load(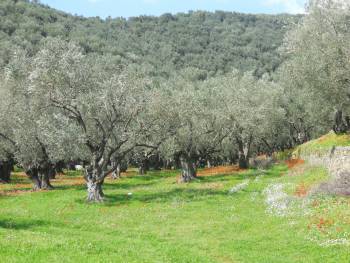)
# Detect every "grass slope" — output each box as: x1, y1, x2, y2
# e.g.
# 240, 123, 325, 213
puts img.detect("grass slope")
294, 131, 350, 157
0, 164, 349, 262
